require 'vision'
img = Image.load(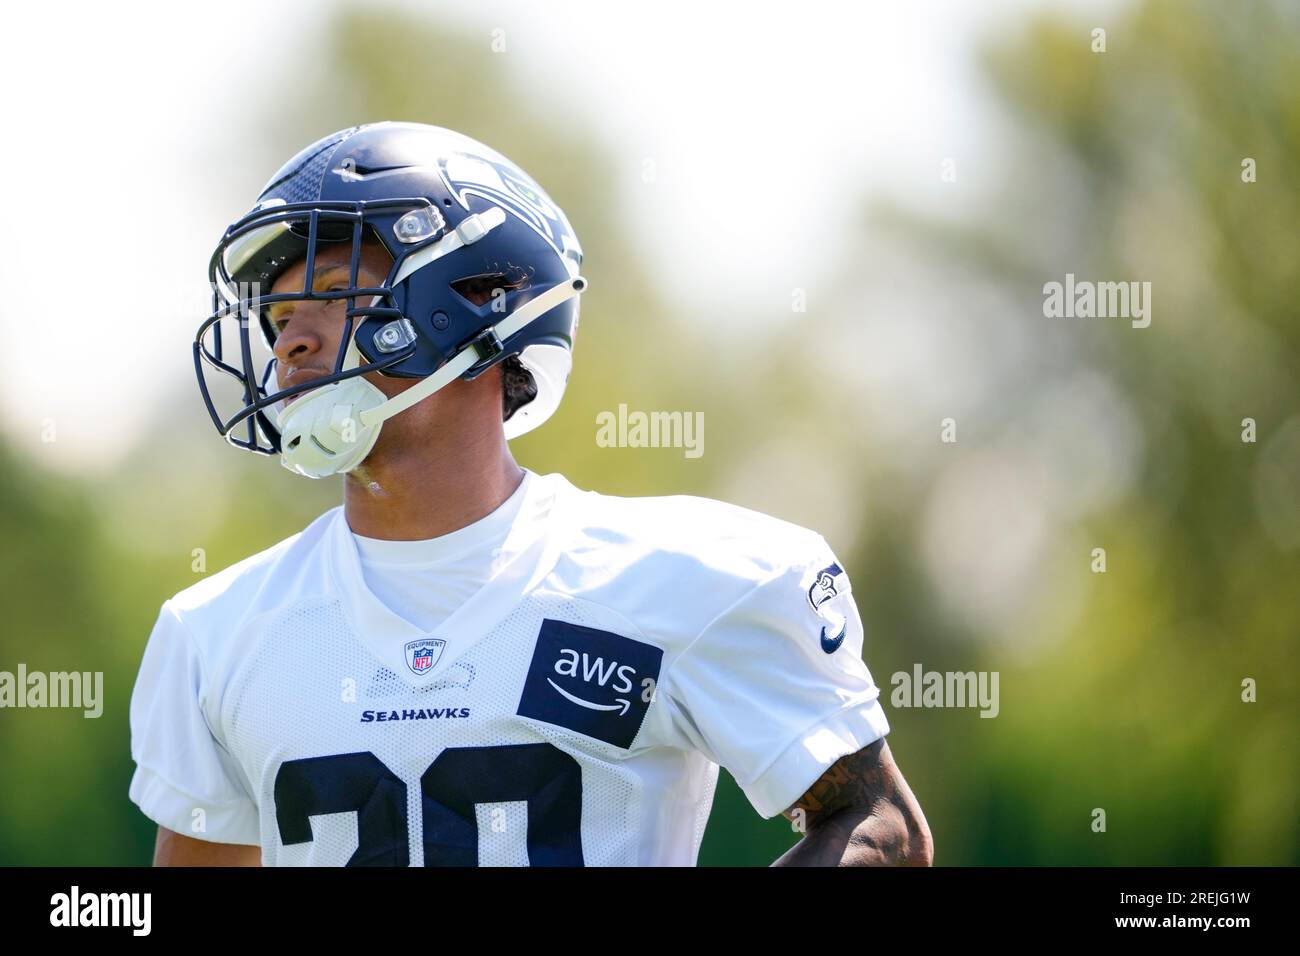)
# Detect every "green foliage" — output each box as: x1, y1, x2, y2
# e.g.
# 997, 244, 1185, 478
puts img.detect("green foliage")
1, 0, 1295, 866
